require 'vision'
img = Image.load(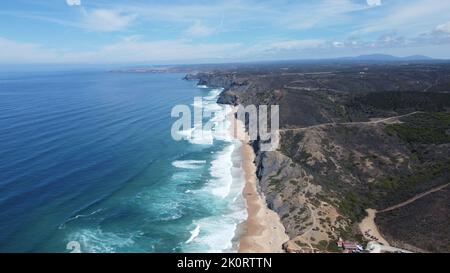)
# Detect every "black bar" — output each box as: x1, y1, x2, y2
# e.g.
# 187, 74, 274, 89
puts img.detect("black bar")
1, 253, 448, 272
